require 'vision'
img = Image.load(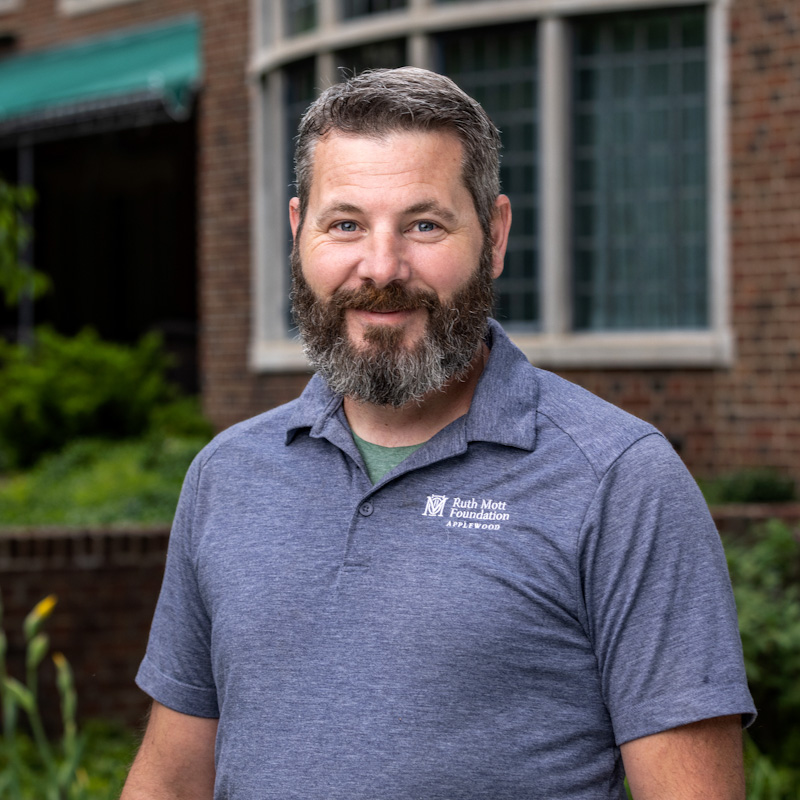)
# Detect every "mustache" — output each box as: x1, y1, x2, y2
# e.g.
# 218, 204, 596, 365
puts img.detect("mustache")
330, 283, 441, 314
